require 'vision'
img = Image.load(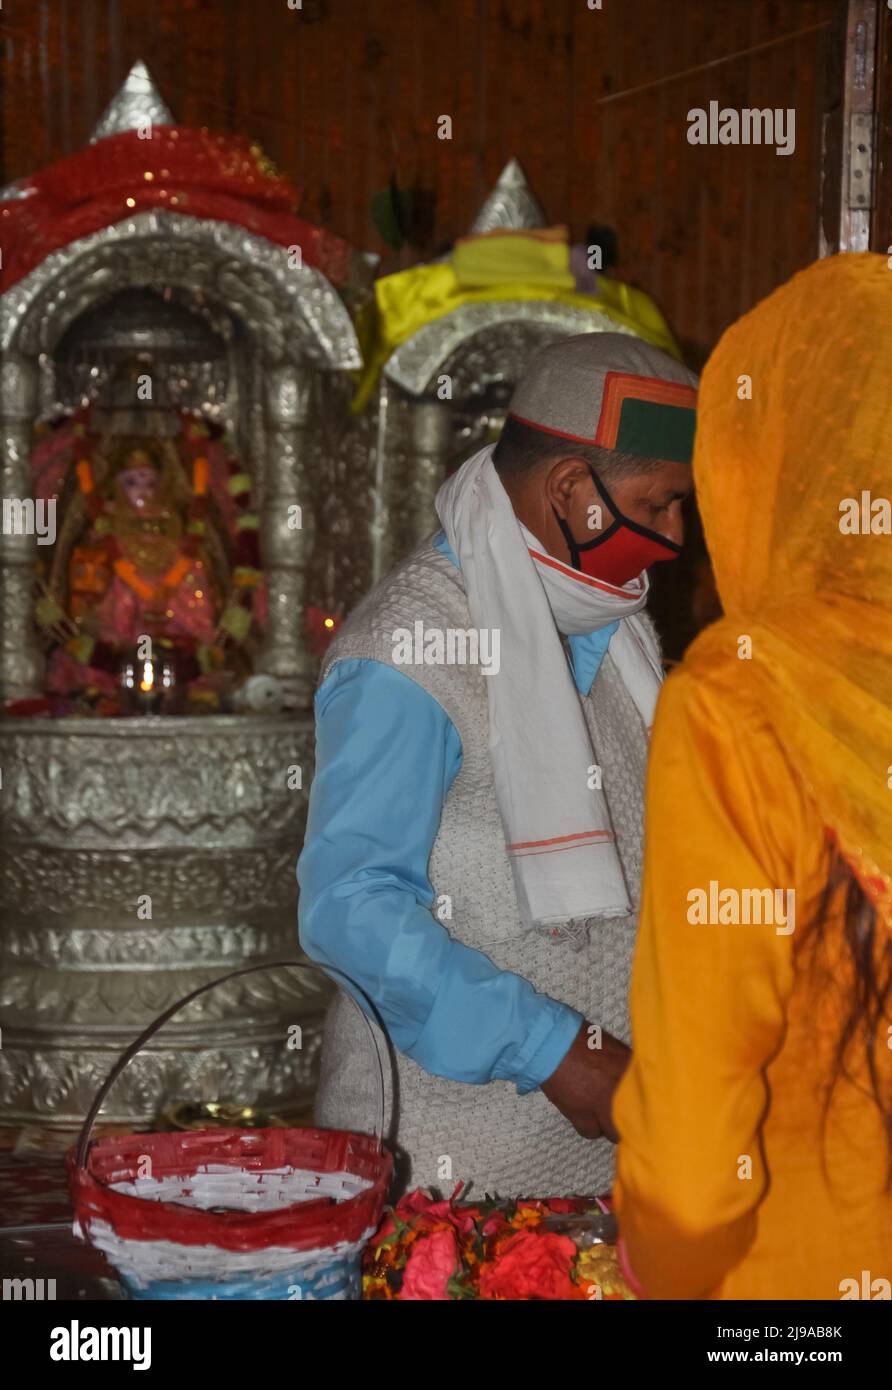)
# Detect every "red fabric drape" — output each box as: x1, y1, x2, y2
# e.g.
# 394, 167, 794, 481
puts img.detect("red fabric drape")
0, 125, 354, 293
